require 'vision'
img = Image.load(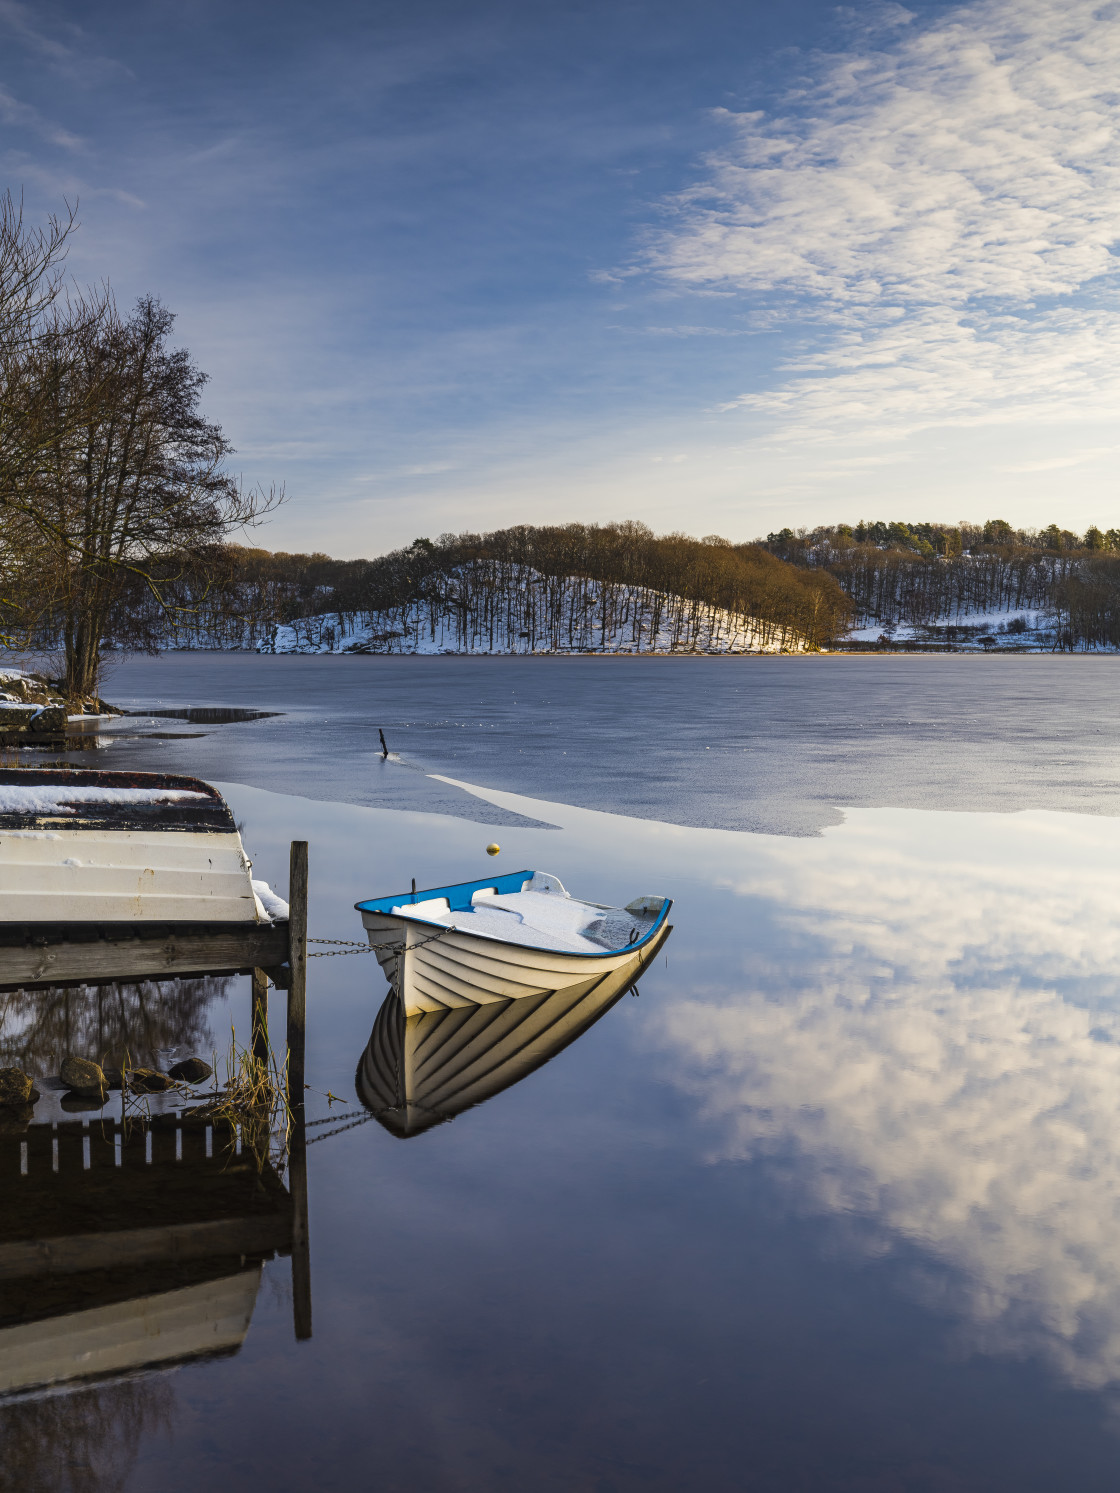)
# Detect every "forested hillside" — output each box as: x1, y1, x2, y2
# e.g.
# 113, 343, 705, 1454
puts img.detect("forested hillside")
17, 510, 1118, 658
763, 521, 1120, 649
101, 523, 850, 654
